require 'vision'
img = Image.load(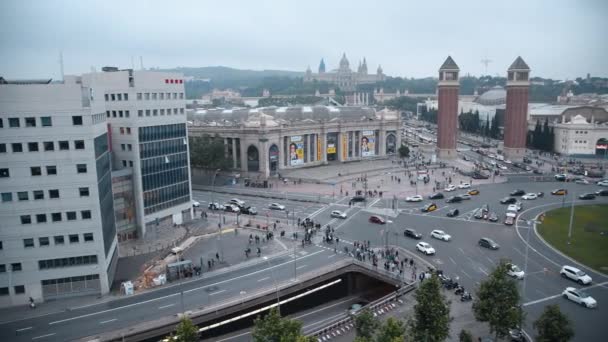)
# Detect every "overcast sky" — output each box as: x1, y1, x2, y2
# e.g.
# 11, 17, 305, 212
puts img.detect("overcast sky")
1, 0, 607, 80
